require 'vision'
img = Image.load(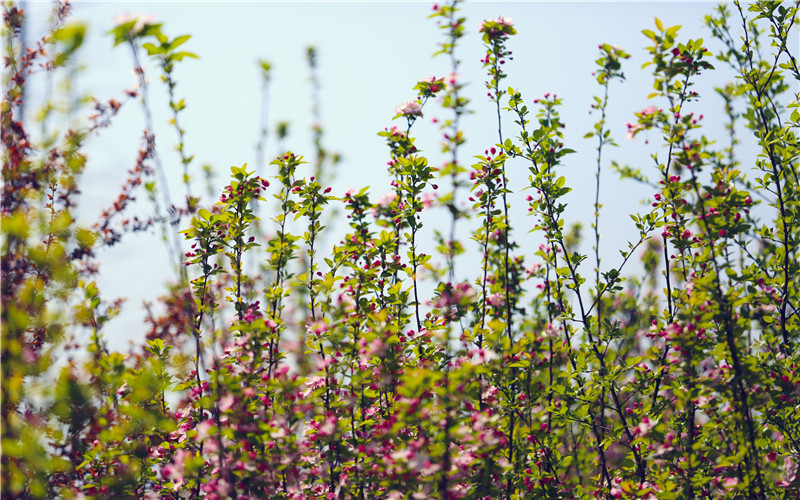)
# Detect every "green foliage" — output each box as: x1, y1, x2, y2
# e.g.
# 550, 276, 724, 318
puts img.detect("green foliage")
3, 1, 800, 499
